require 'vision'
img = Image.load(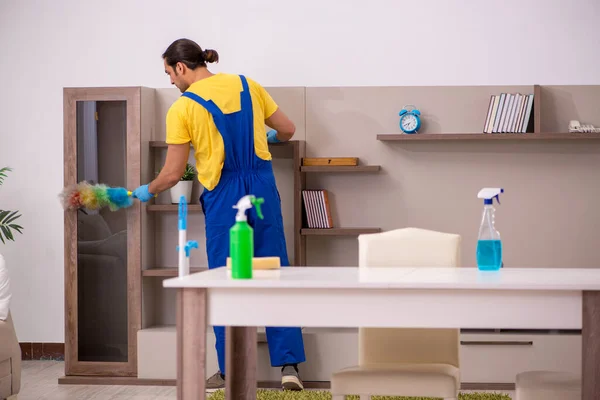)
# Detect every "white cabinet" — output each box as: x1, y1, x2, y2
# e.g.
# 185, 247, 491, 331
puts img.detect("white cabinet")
138, 327, 582, 387
459, 332, 581, 384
